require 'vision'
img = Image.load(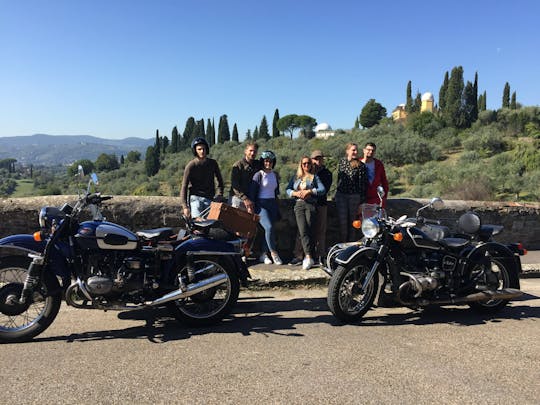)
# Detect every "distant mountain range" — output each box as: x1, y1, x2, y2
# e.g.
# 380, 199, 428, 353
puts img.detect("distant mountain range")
0, 134, 154, 166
